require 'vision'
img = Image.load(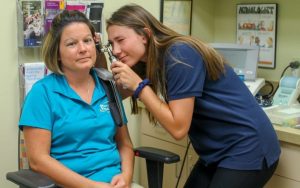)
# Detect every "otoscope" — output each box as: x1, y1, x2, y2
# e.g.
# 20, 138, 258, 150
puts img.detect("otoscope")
94, 42, 116, 80
95, 41, 125, 126
97, 42, 117, 63
96, 42, 128, 90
